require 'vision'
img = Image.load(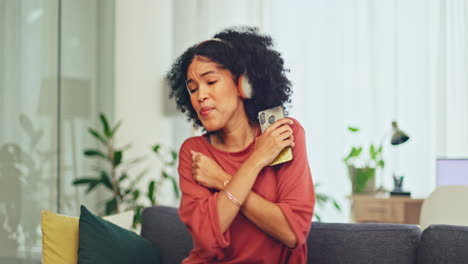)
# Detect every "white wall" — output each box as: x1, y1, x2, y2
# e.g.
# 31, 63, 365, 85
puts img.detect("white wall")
114, 0, 186, 206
